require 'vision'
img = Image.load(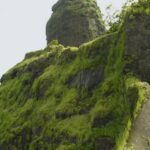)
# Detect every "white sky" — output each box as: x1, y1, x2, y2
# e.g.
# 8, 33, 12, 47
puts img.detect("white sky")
0, 0, 126, 78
